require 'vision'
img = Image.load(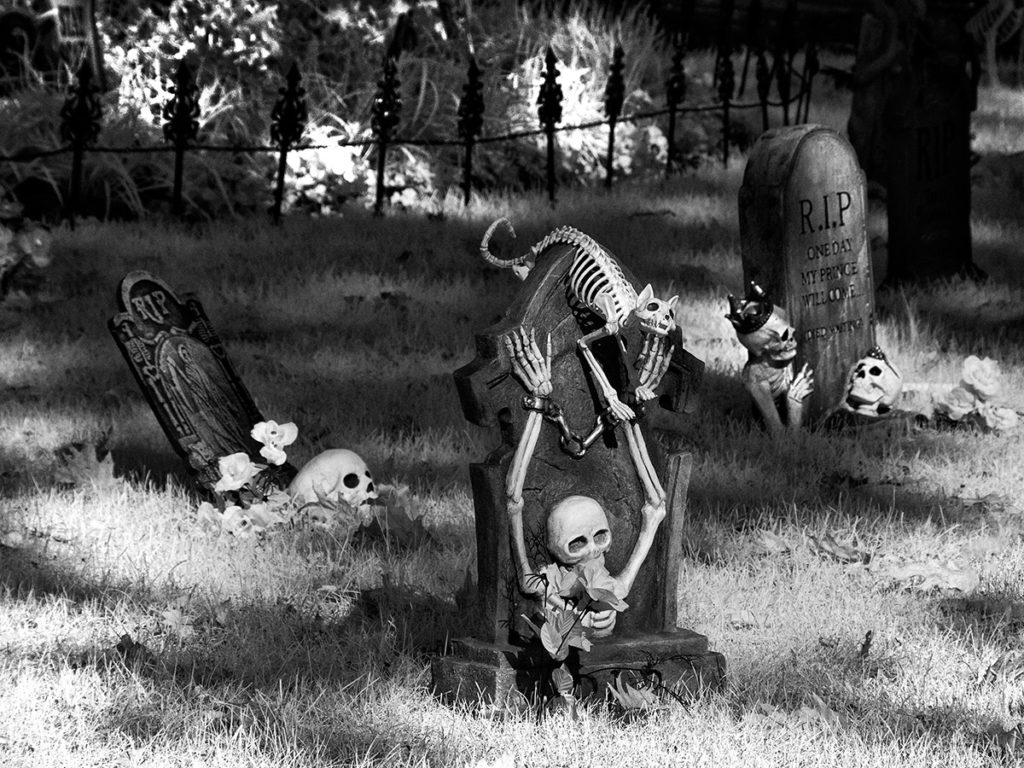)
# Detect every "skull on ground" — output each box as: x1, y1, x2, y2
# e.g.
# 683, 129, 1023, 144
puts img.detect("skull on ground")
289, 448, 378, 507
844, 347, 903, 416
